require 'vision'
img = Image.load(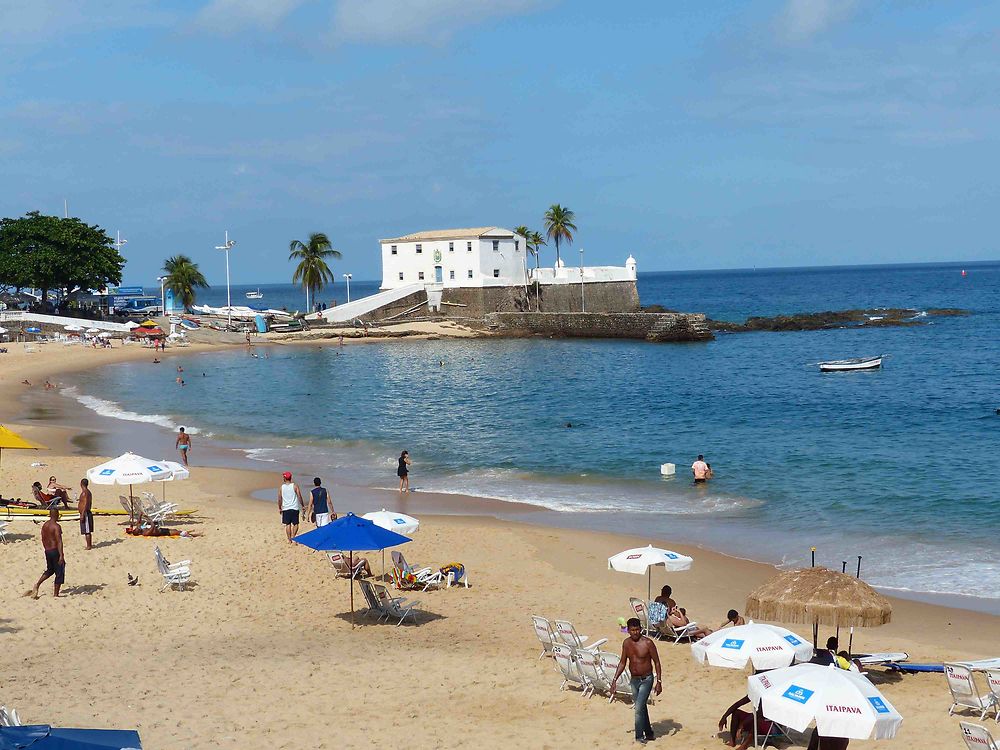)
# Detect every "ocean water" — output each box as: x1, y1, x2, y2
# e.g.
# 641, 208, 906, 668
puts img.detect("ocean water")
139, 280, 385, 315
77, 263, 1000, 605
